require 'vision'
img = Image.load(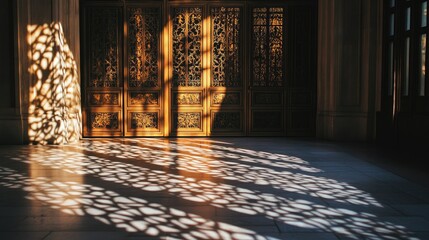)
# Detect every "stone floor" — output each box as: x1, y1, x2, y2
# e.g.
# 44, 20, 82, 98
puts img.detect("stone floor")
0, 138, 429, 240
